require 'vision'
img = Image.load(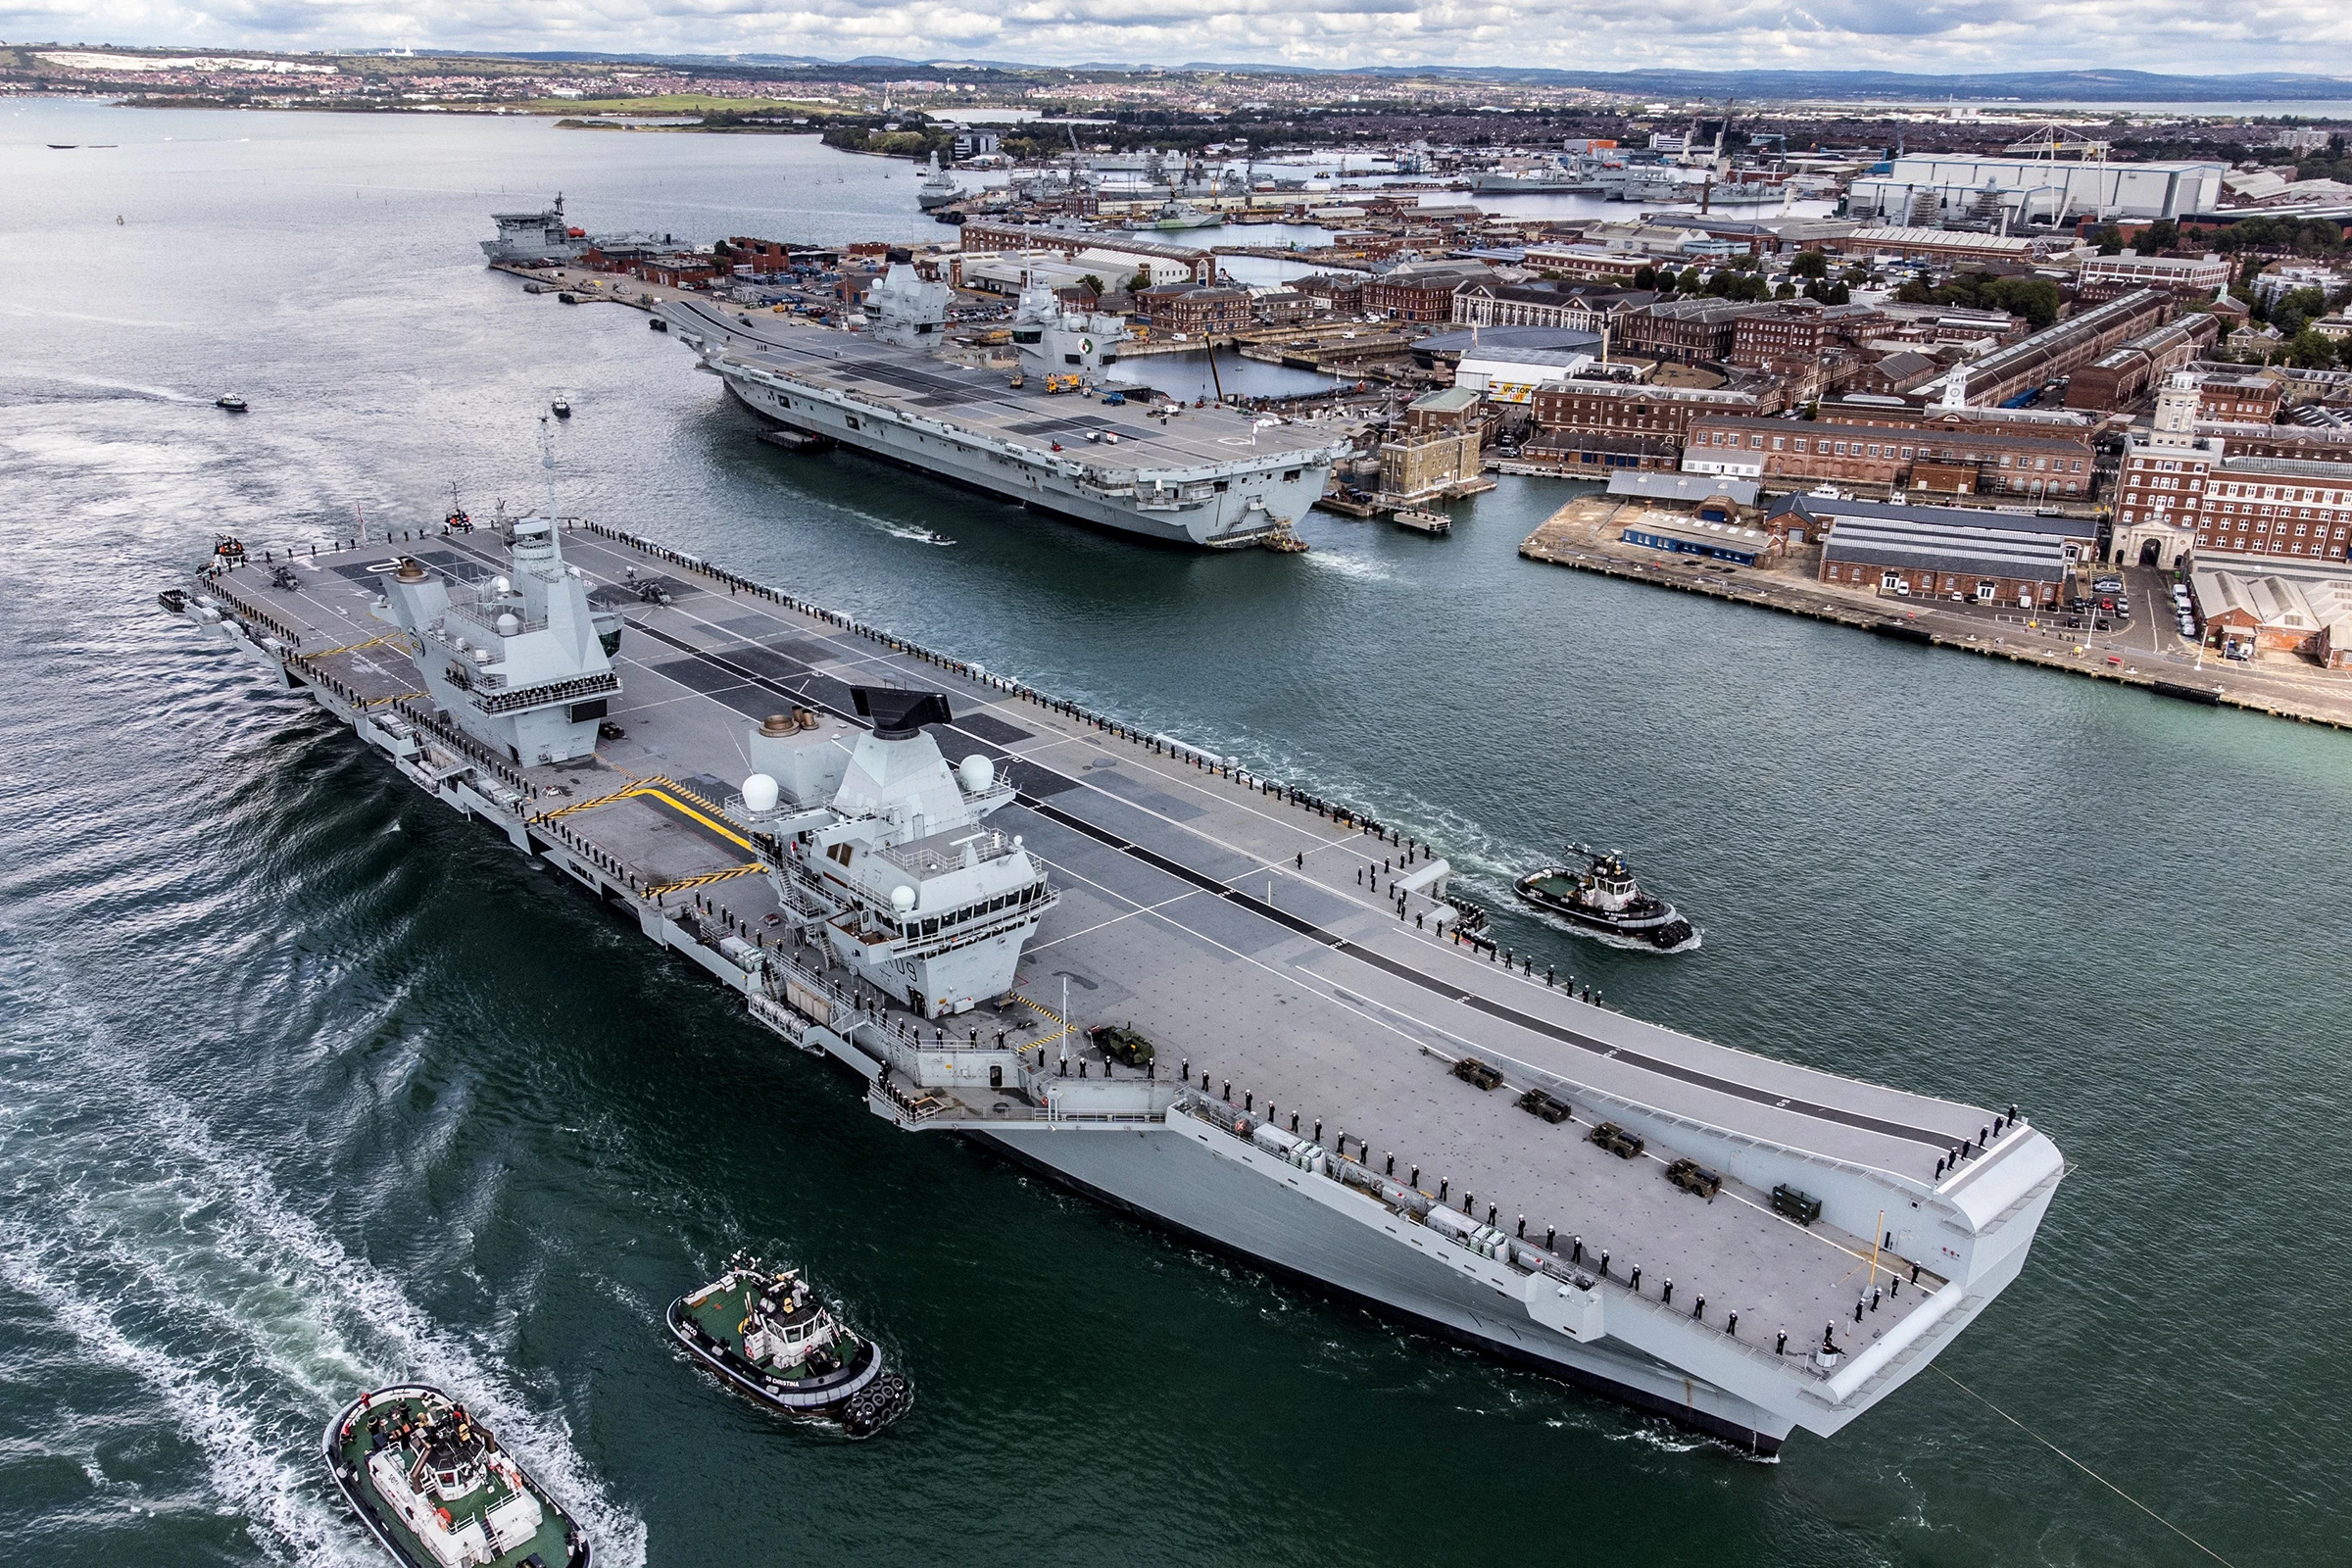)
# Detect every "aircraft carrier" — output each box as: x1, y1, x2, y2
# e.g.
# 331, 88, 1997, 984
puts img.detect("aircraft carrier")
167, 512, 2064, 1454
659, 267, 1349, 548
